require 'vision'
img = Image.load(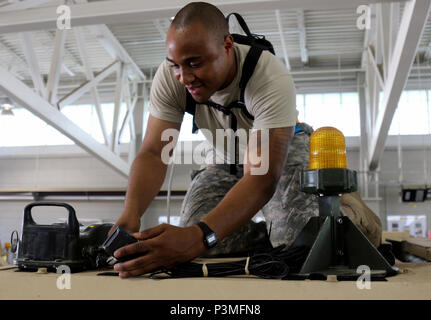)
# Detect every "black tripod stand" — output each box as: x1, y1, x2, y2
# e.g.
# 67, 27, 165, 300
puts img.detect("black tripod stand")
287, 168, 398, 280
